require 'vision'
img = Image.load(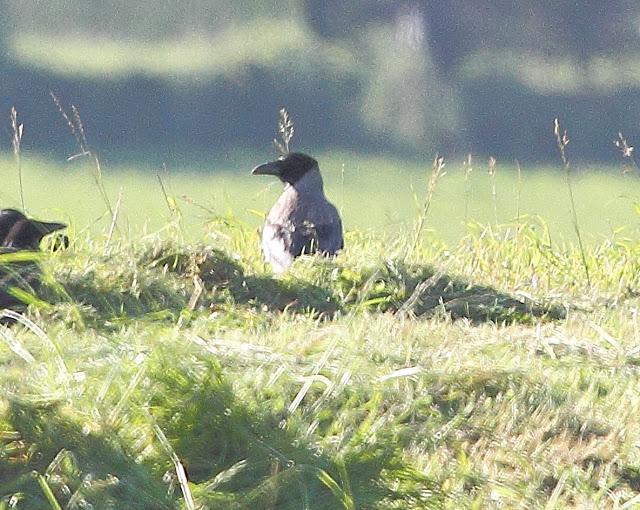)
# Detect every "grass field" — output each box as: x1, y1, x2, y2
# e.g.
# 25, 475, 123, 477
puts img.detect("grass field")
3, 151, 640, 508
0, 152, 638, 247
